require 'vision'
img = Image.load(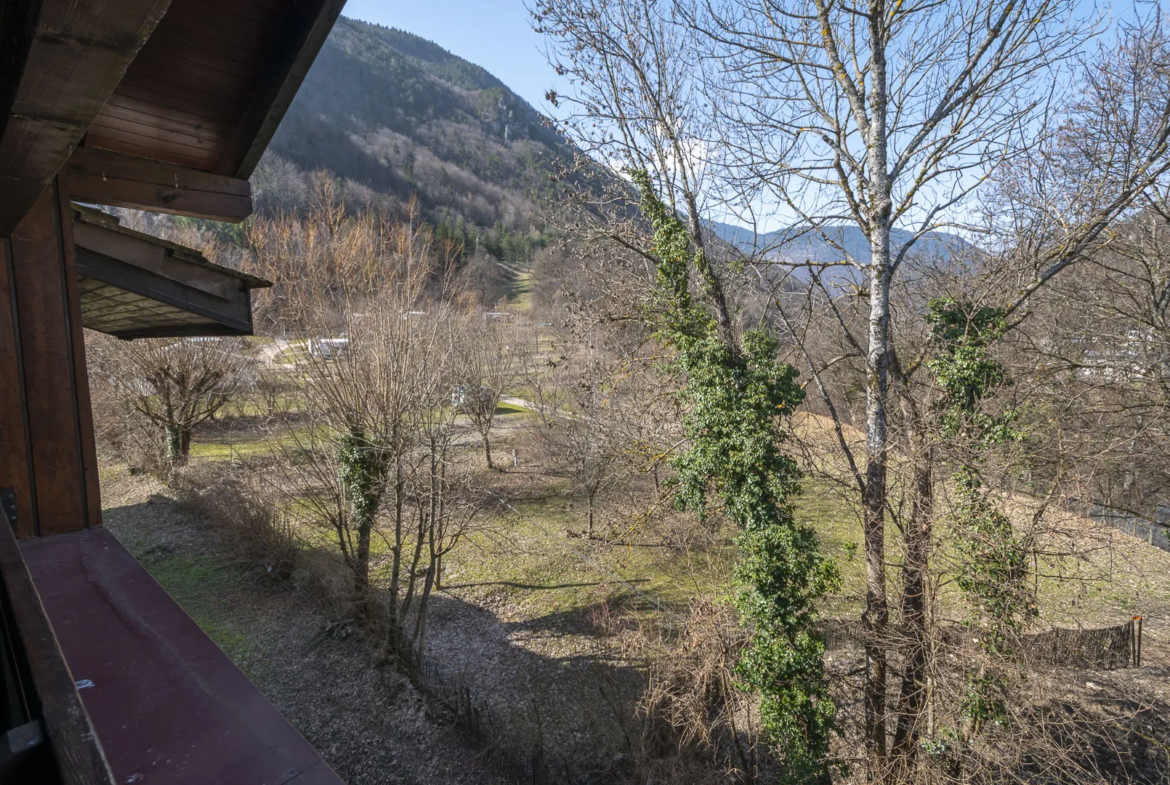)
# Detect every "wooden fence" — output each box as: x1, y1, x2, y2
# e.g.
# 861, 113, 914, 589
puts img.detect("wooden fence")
1021, 617, 1143, 670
